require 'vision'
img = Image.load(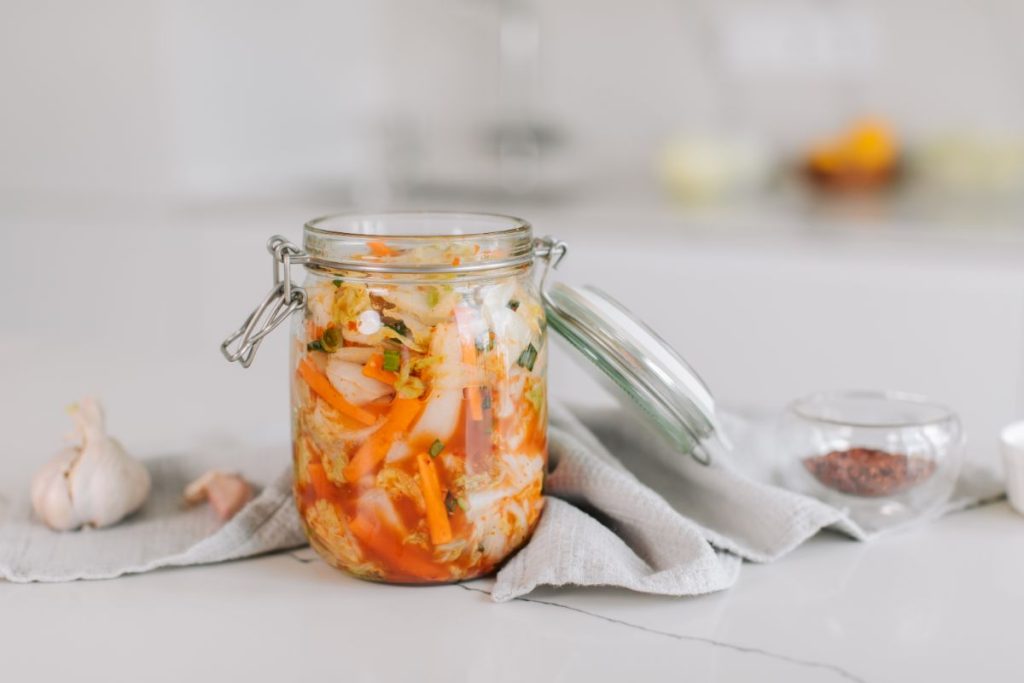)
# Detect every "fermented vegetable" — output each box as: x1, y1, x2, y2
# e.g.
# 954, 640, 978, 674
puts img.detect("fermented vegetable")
292, 240, 547, 583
